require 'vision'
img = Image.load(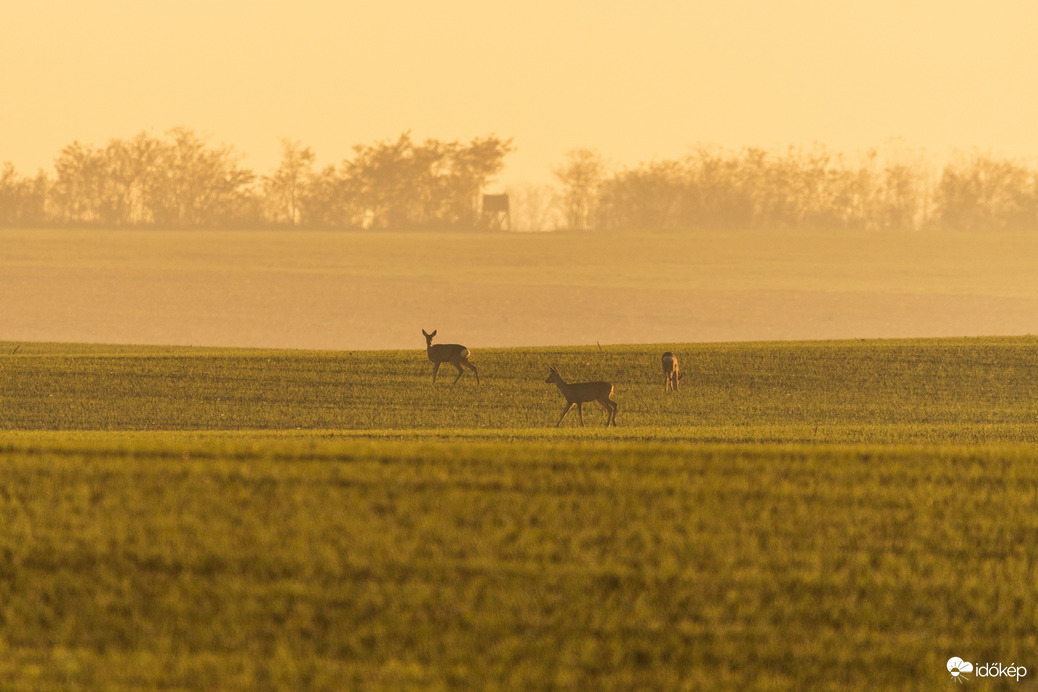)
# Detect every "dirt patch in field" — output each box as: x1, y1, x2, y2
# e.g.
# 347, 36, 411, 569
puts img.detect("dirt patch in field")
3, 265, 1036, 350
